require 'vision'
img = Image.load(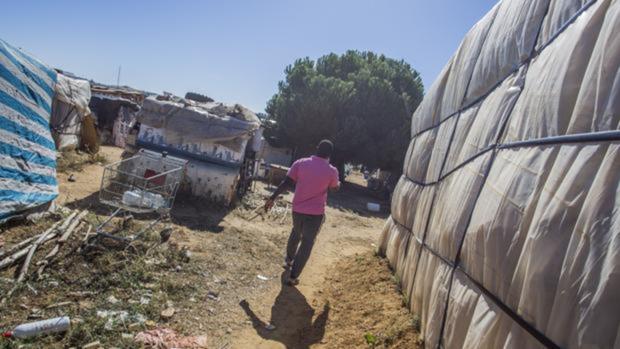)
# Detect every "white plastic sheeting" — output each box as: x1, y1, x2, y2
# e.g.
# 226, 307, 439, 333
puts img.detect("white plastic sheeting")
50, 74, 91, 150
379, 0, 620, 348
